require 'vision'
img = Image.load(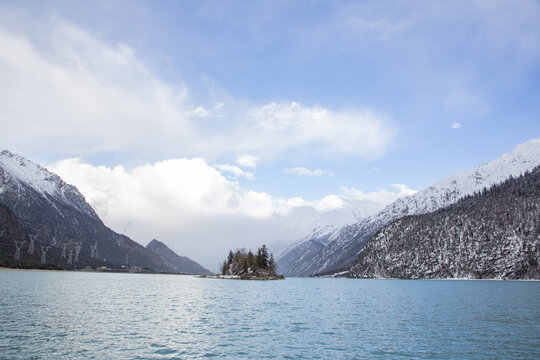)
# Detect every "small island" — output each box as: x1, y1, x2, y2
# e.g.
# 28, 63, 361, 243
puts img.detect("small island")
200, 245, 284, 280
